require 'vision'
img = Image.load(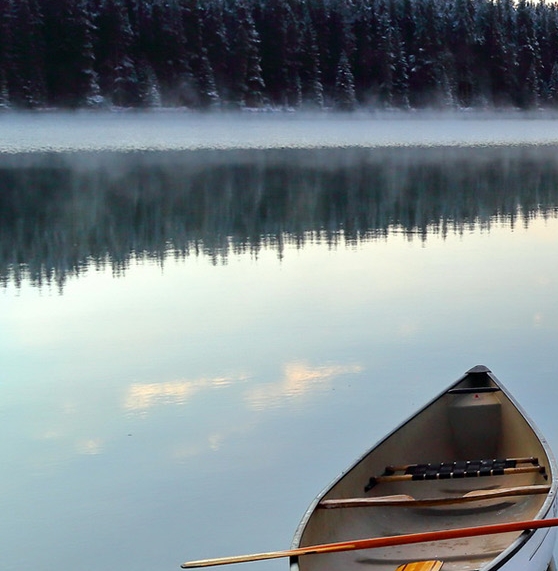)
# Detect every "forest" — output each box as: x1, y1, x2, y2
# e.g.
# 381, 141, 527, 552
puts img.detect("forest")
0, 0, 558, 110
